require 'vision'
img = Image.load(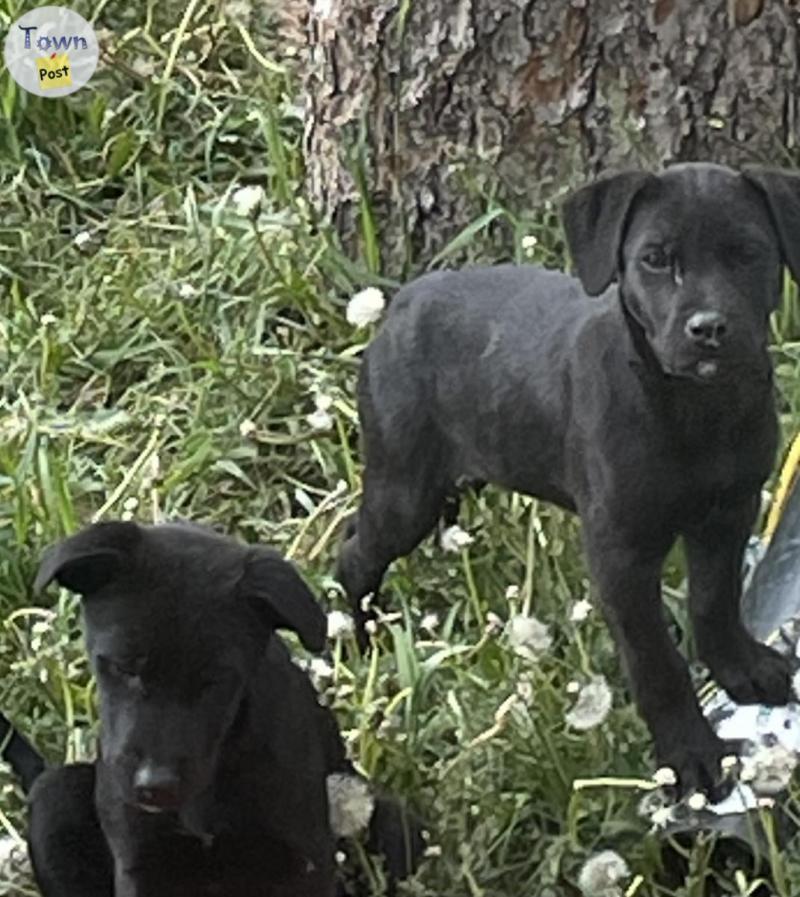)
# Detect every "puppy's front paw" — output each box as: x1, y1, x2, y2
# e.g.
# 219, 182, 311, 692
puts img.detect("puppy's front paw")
655, 724, 733, 802
709, 639, 793, 707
